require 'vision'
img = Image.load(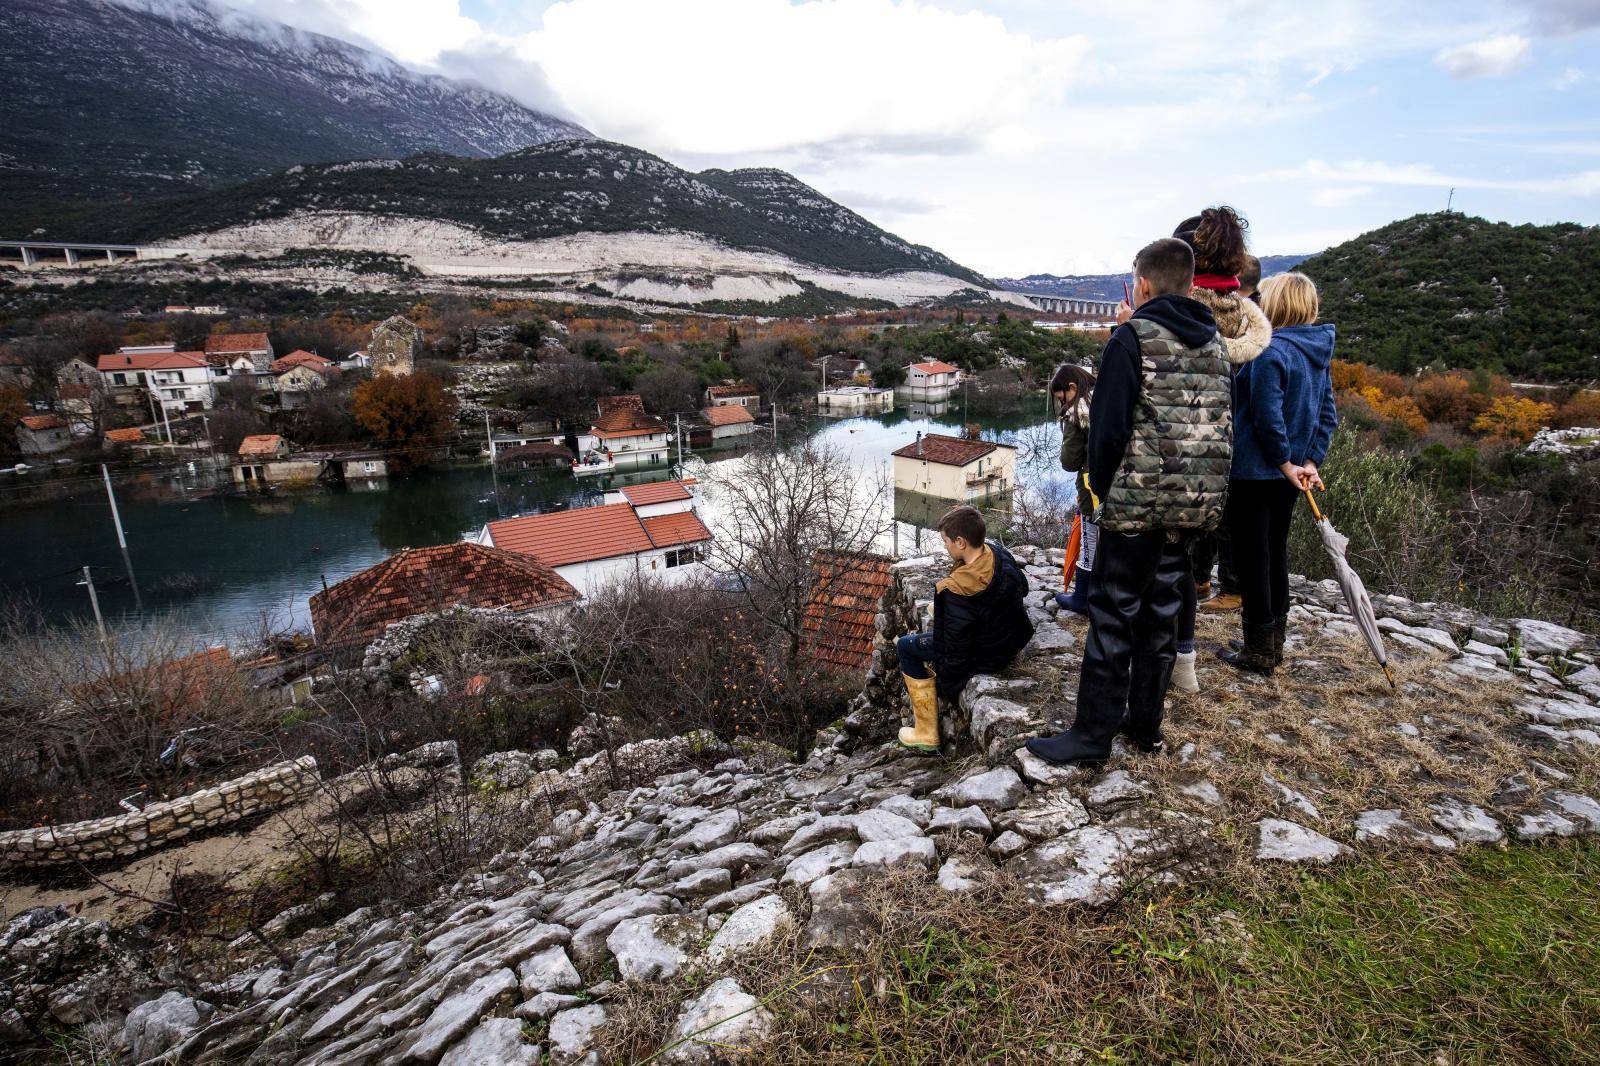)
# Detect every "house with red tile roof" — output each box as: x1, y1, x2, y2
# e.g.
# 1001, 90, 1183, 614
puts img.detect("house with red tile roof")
701, 403, 756, 442
576, 395, 671, 469
704, 382, 760, 410
898, 359, 962, 402
891, 431, 1015, 502
273, 351, 340, 401
96, 349, 222, 414
204, 332, 274, 373
16, 413, 72, 455
476, 478, 711, 596
309, 542, 578, 646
